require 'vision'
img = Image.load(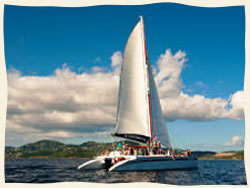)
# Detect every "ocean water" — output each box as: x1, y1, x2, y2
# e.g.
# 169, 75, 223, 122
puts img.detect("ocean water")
5, 158, 247, 185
